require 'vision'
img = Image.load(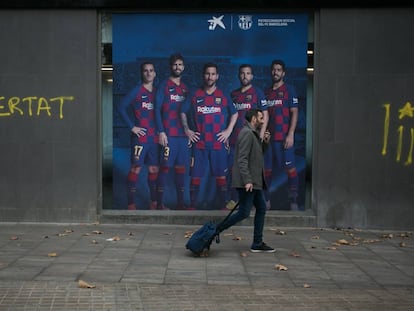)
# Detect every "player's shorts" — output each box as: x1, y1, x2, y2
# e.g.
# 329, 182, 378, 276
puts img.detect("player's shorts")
191, 148, 228, 177
159, 136, 191, 167
264, 141, 296, 170
130, 140, 159, 166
